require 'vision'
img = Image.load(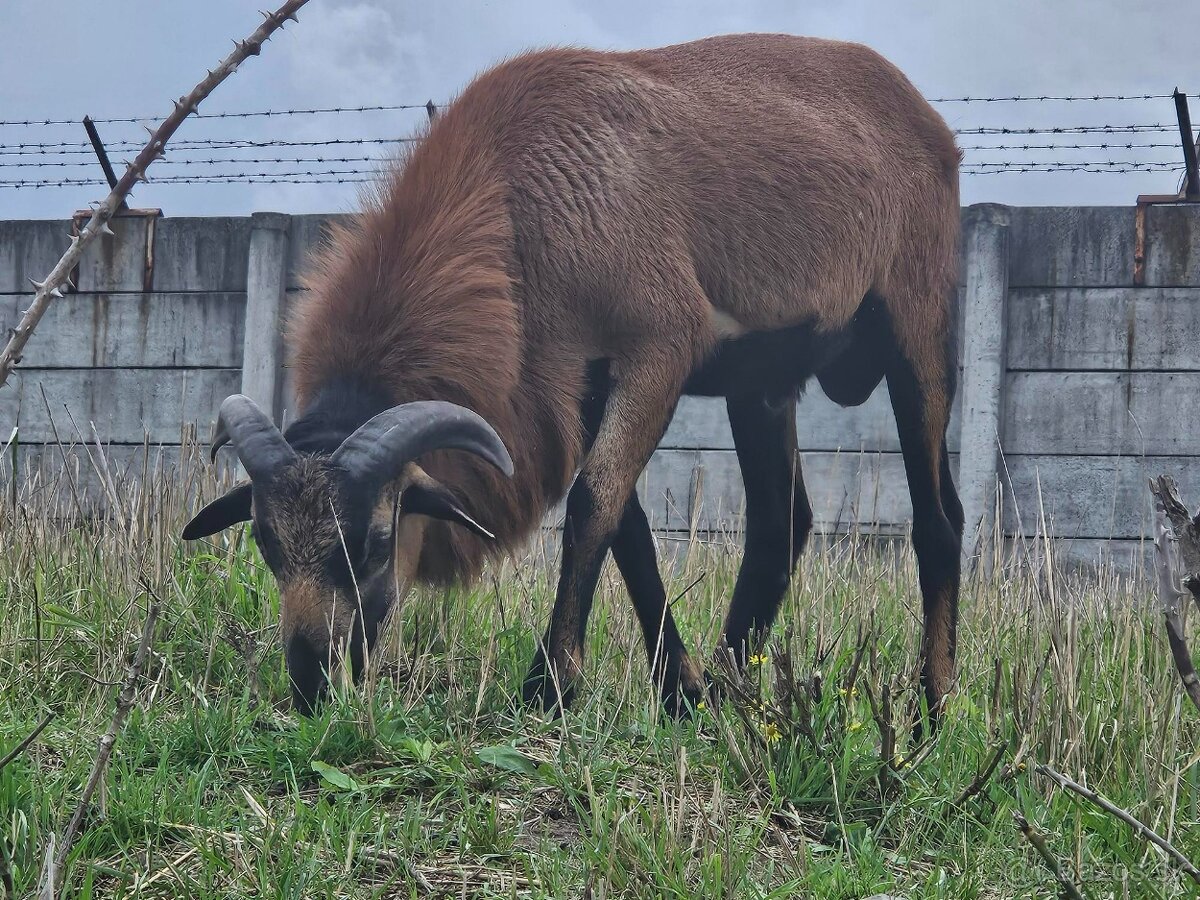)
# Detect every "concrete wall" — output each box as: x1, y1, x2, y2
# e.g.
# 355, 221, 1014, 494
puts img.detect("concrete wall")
3, 204, 1199, 567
